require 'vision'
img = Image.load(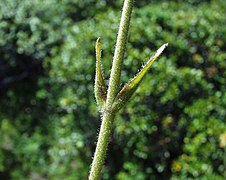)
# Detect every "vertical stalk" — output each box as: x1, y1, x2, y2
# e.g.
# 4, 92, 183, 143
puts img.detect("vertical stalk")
106, 0, 134, 107
89, 0, 134, 179
88, 112, 115, 180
